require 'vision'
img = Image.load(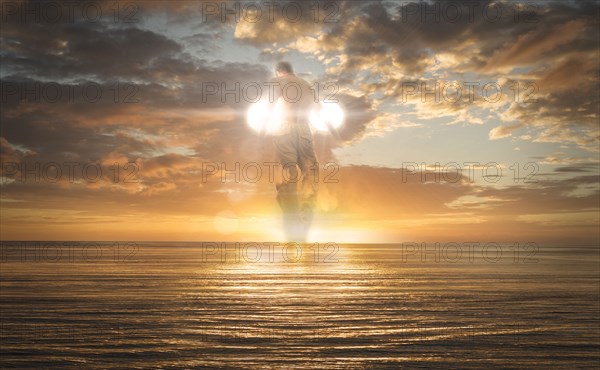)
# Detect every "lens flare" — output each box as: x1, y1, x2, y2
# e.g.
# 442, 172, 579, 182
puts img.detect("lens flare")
247, 100, 344, 134
309, 102, 345, 132
246, 100, 270, 133
246, 99, 286, 134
